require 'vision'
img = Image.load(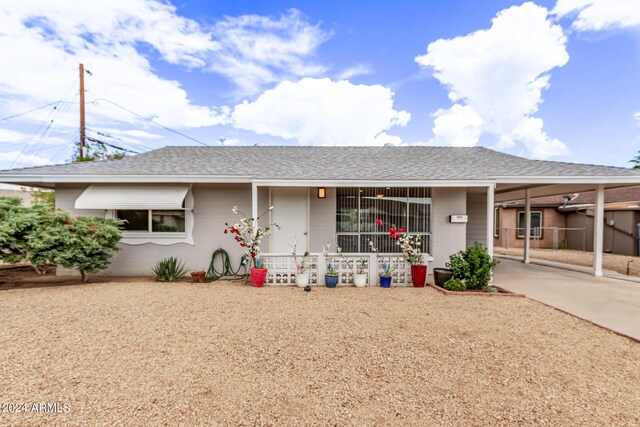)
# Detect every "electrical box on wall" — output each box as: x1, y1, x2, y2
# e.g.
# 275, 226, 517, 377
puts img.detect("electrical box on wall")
449, 214, 468, 223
